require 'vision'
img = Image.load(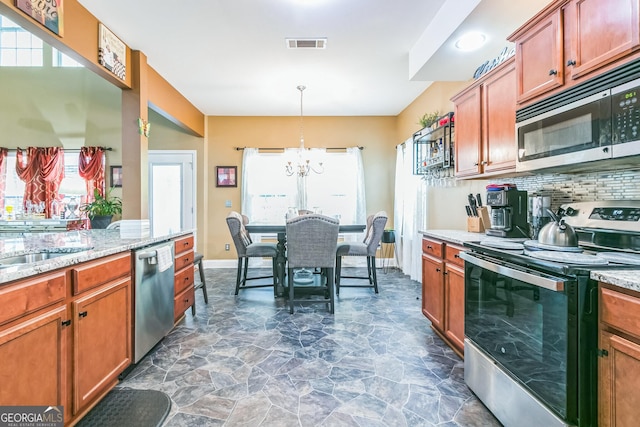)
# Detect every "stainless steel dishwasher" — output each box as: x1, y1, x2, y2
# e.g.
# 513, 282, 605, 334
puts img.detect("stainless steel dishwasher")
133, 241, 175, 363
